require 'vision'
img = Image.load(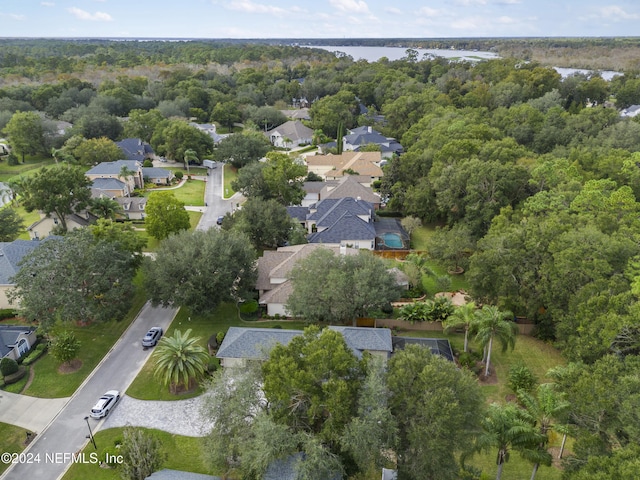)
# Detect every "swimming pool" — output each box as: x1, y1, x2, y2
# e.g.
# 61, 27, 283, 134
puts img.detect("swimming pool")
380, 232, 404, 249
